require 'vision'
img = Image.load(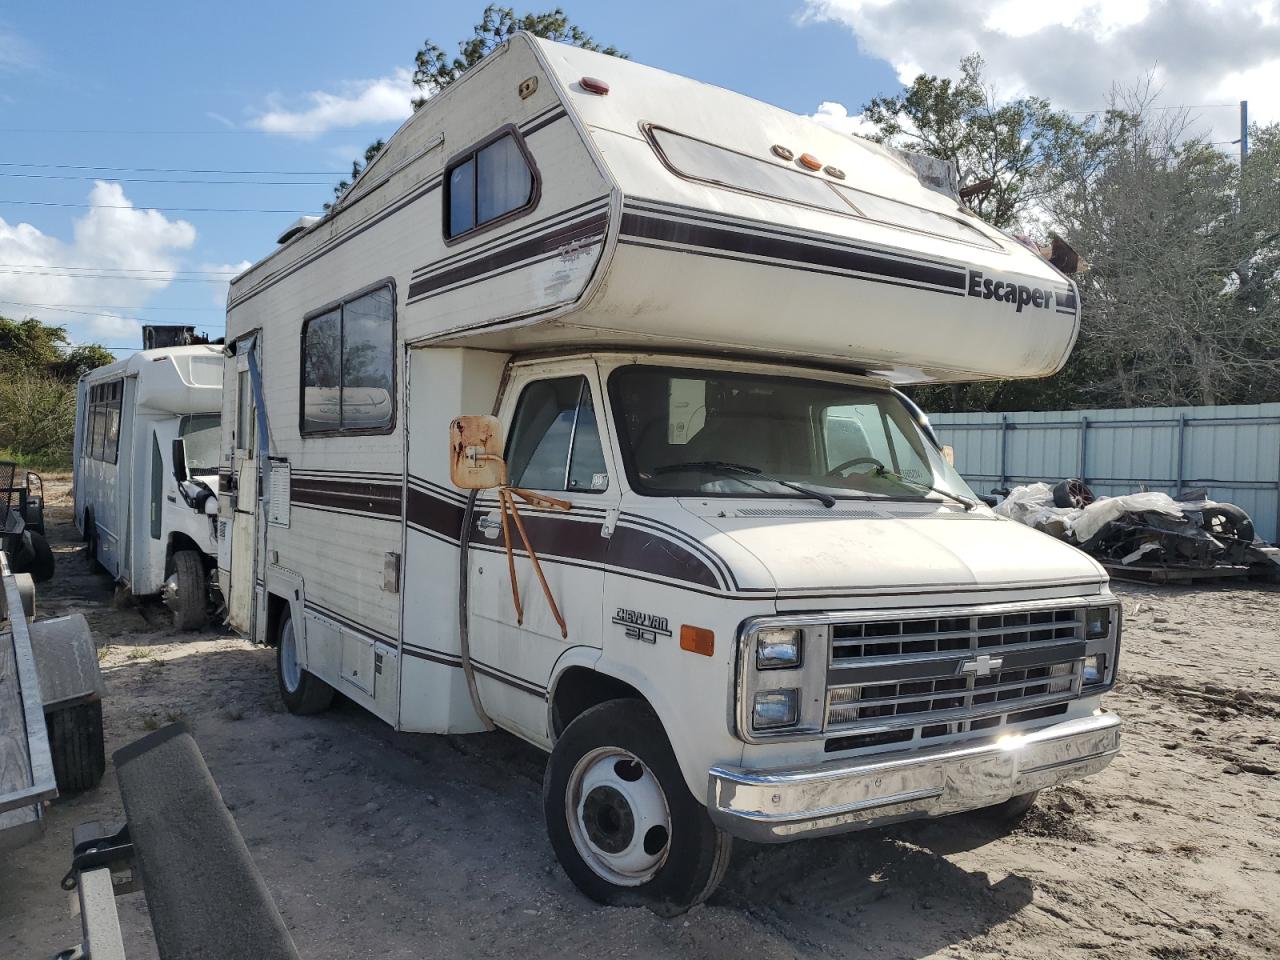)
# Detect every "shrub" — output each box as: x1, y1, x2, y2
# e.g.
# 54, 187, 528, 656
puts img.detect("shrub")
0, 370, 77, 464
